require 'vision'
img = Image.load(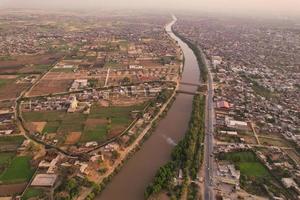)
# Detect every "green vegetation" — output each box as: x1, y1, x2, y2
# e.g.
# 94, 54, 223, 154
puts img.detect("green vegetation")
0, 79, 13, 89
33, 64, 52, 73
145, 94, 205, 199
0, 152, 15, 165
23, 103, 145, 144
81, 103, 145, 143
0, 135, 25, 147
55, 177, 92, 200
43, 121, 60, 133
0, 152, 15, 174
218, 150, 294, 198
22, 188, 44, 200
0, 55, 16, 61
81, 125, 107, 142
240, 74, 275, 99
51, 68, 75, 73
0, 156, 34, 184
24, 111, 86, 133
172, 29, 208, 82
220, 151, 270, 178
104, 61, 120, 68
23, 111, 65, 122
